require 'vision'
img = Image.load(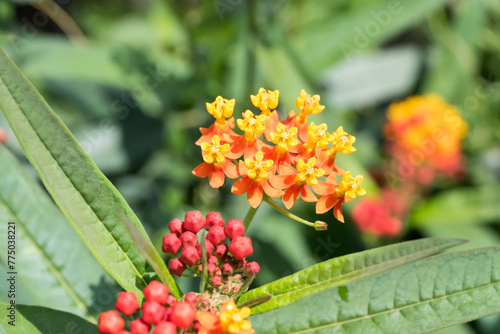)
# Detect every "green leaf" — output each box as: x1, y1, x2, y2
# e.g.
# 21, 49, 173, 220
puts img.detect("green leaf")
250, 246, 500, 333
0, 145, 119, 320
0, 303, 97, 333
0, 49, 179, 298
239, 237, 465, 315
411, 187, 500, 227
